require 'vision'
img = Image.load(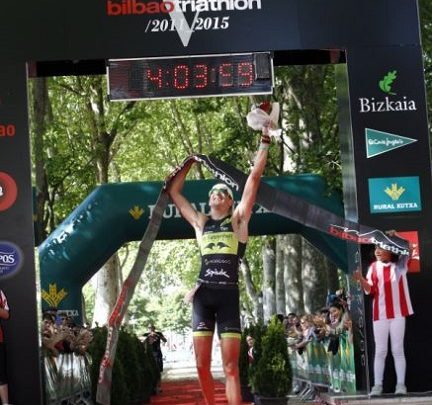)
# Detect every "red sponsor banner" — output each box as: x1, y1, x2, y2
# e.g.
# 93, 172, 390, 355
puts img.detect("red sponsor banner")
0, 124, 16, 137
0, 171, 18, 212
398, 231, 420, 273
